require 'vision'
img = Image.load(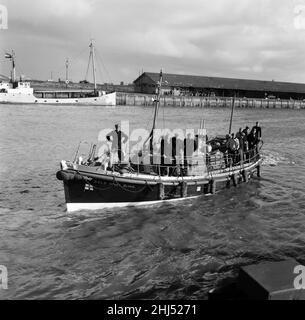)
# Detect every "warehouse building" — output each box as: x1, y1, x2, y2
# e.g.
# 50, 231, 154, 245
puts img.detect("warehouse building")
133, 72, 305, 100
